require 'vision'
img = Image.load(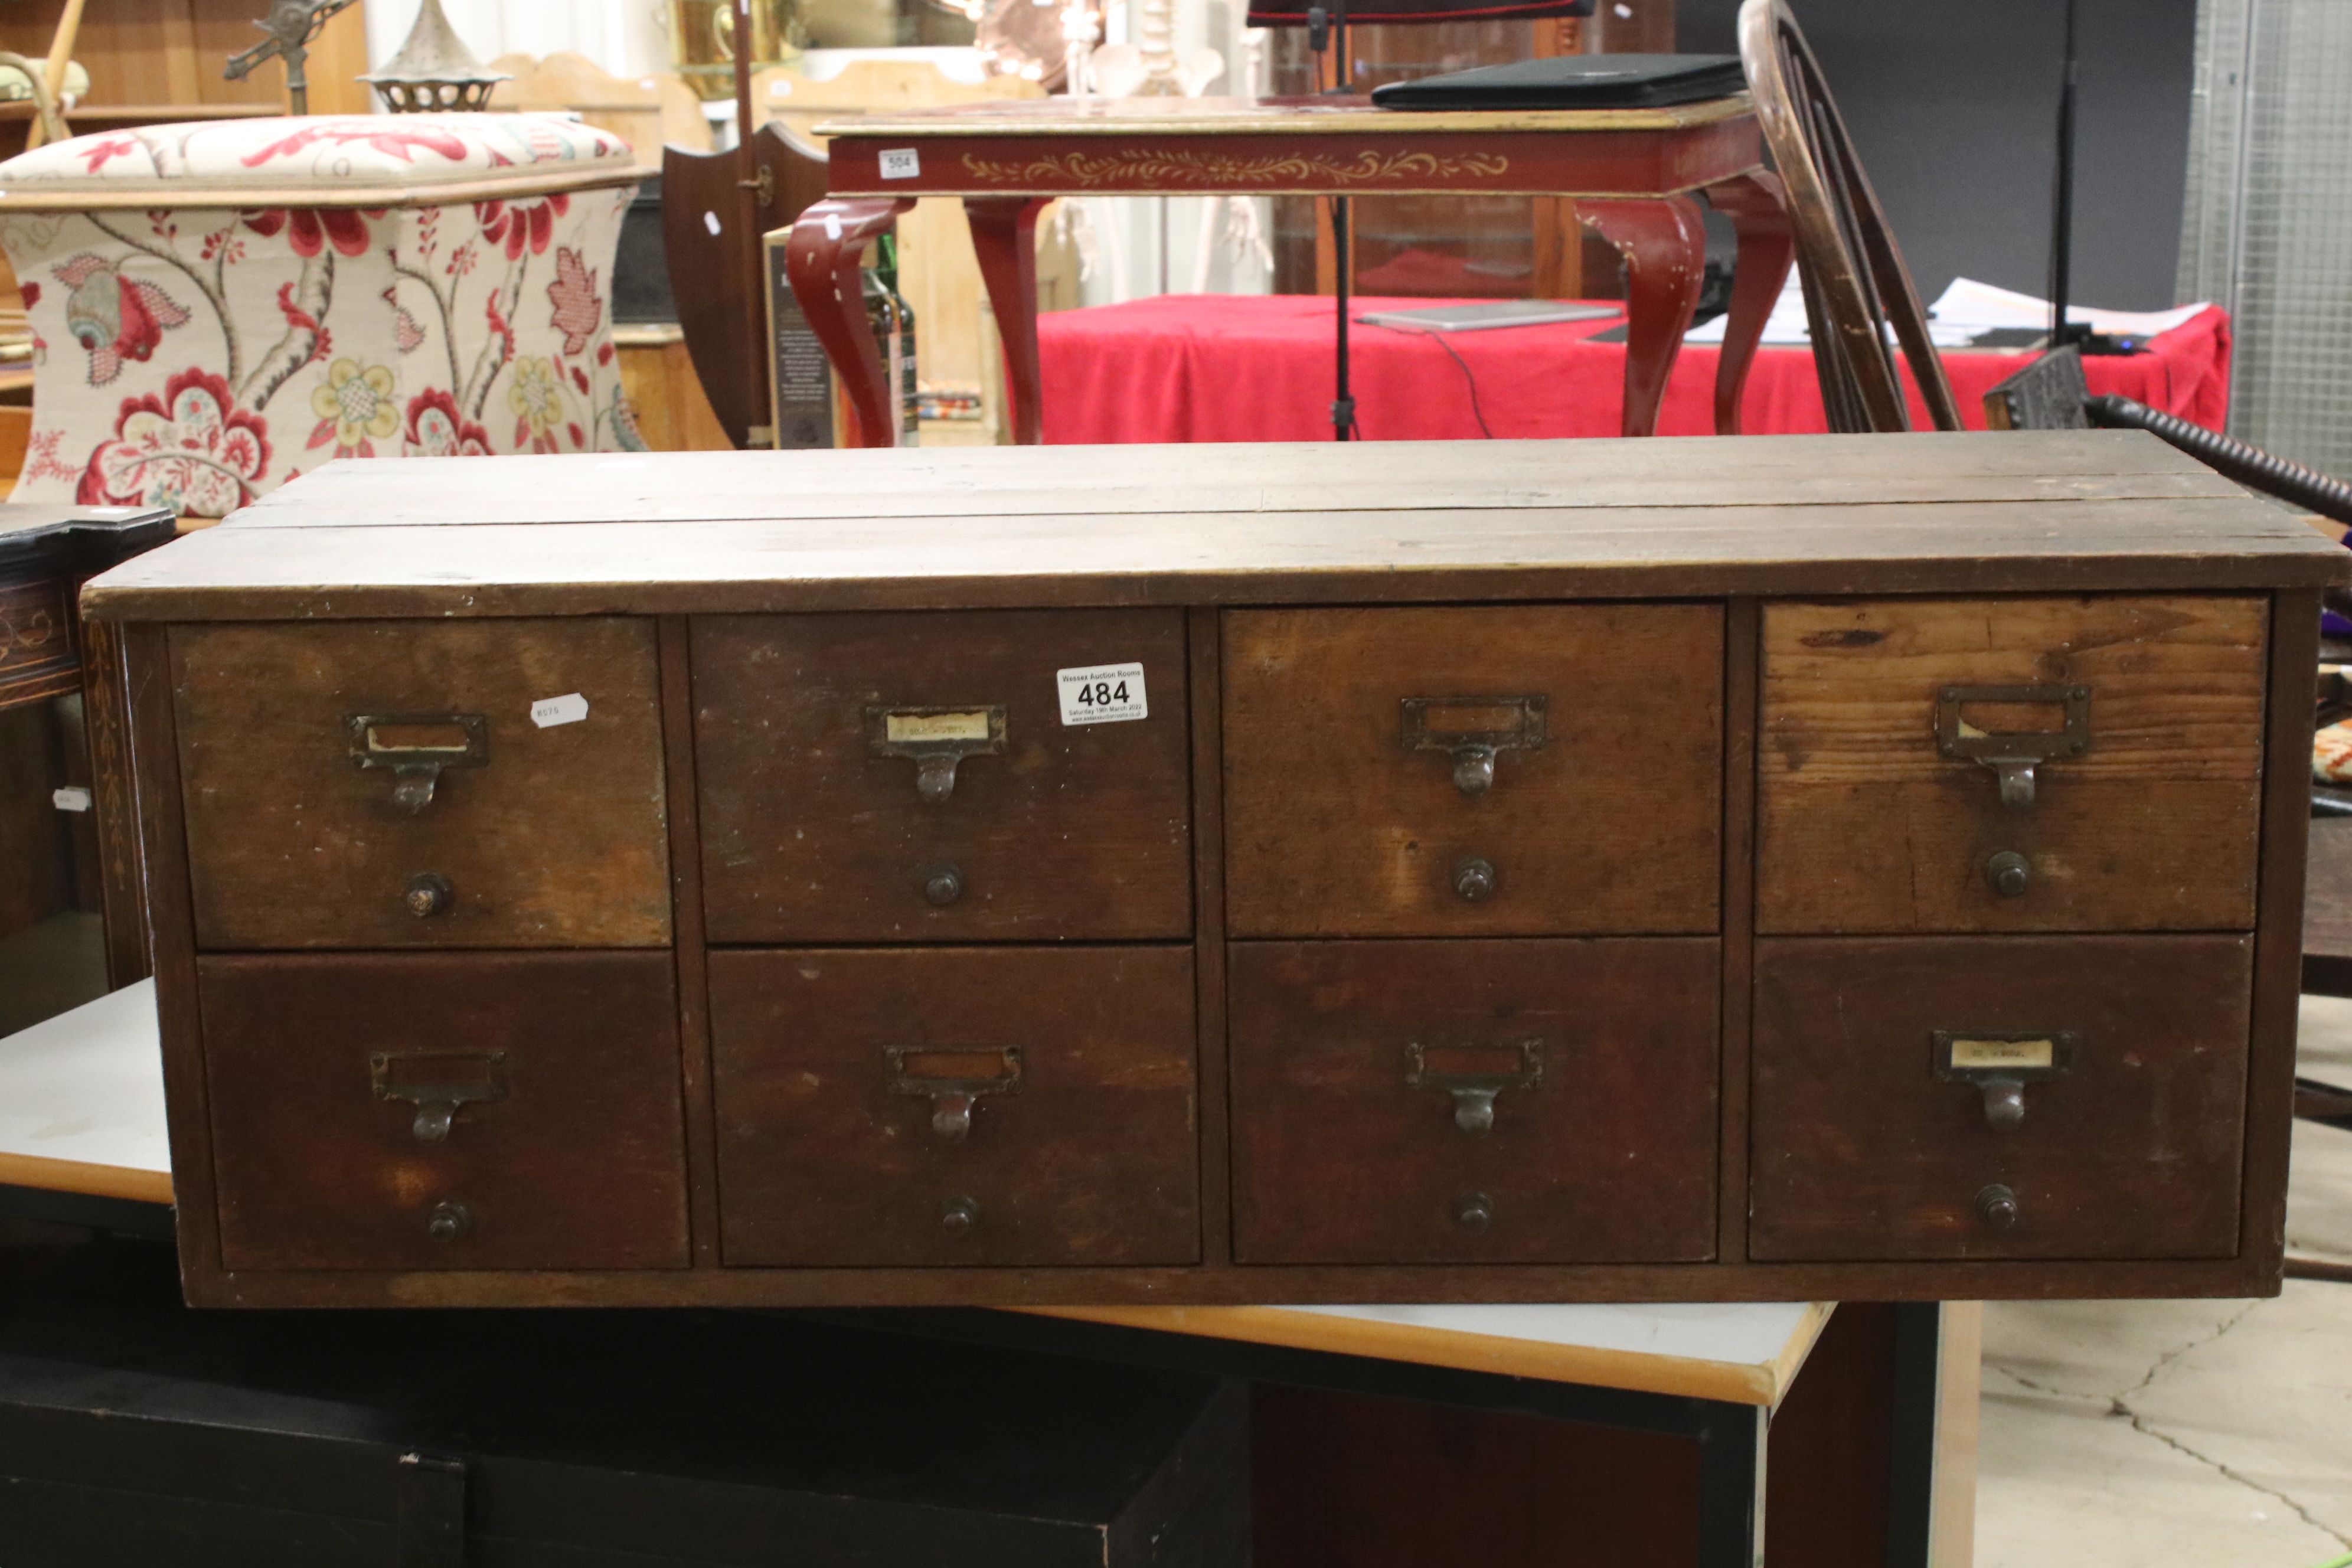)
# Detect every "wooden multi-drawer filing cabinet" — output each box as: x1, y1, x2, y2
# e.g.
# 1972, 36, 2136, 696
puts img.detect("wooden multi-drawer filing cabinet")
82, 431, 2346, 1309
